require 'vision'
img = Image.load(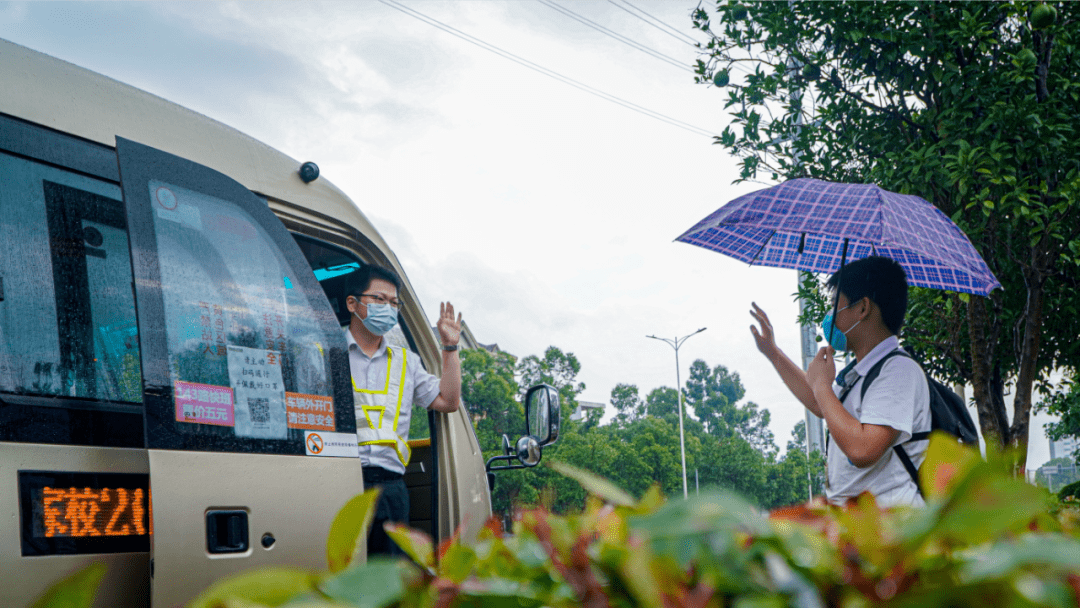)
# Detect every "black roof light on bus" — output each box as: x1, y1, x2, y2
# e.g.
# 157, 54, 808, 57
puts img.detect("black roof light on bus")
299, 162, 320, 184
